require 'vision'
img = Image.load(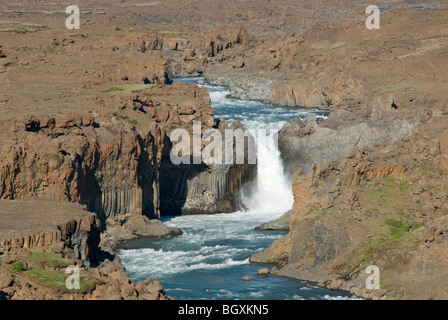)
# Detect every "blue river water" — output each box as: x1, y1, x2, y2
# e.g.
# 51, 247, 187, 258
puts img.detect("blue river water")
118, 77, 358, 300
